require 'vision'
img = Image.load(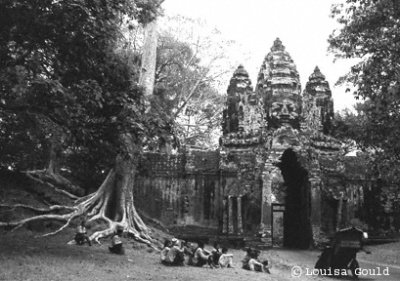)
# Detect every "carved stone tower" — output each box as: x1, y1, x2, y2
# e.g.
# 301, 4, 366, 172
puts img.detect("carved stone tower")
302, 66, 334, 134
256, 38, 302, 130
222, 65, 264, 136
